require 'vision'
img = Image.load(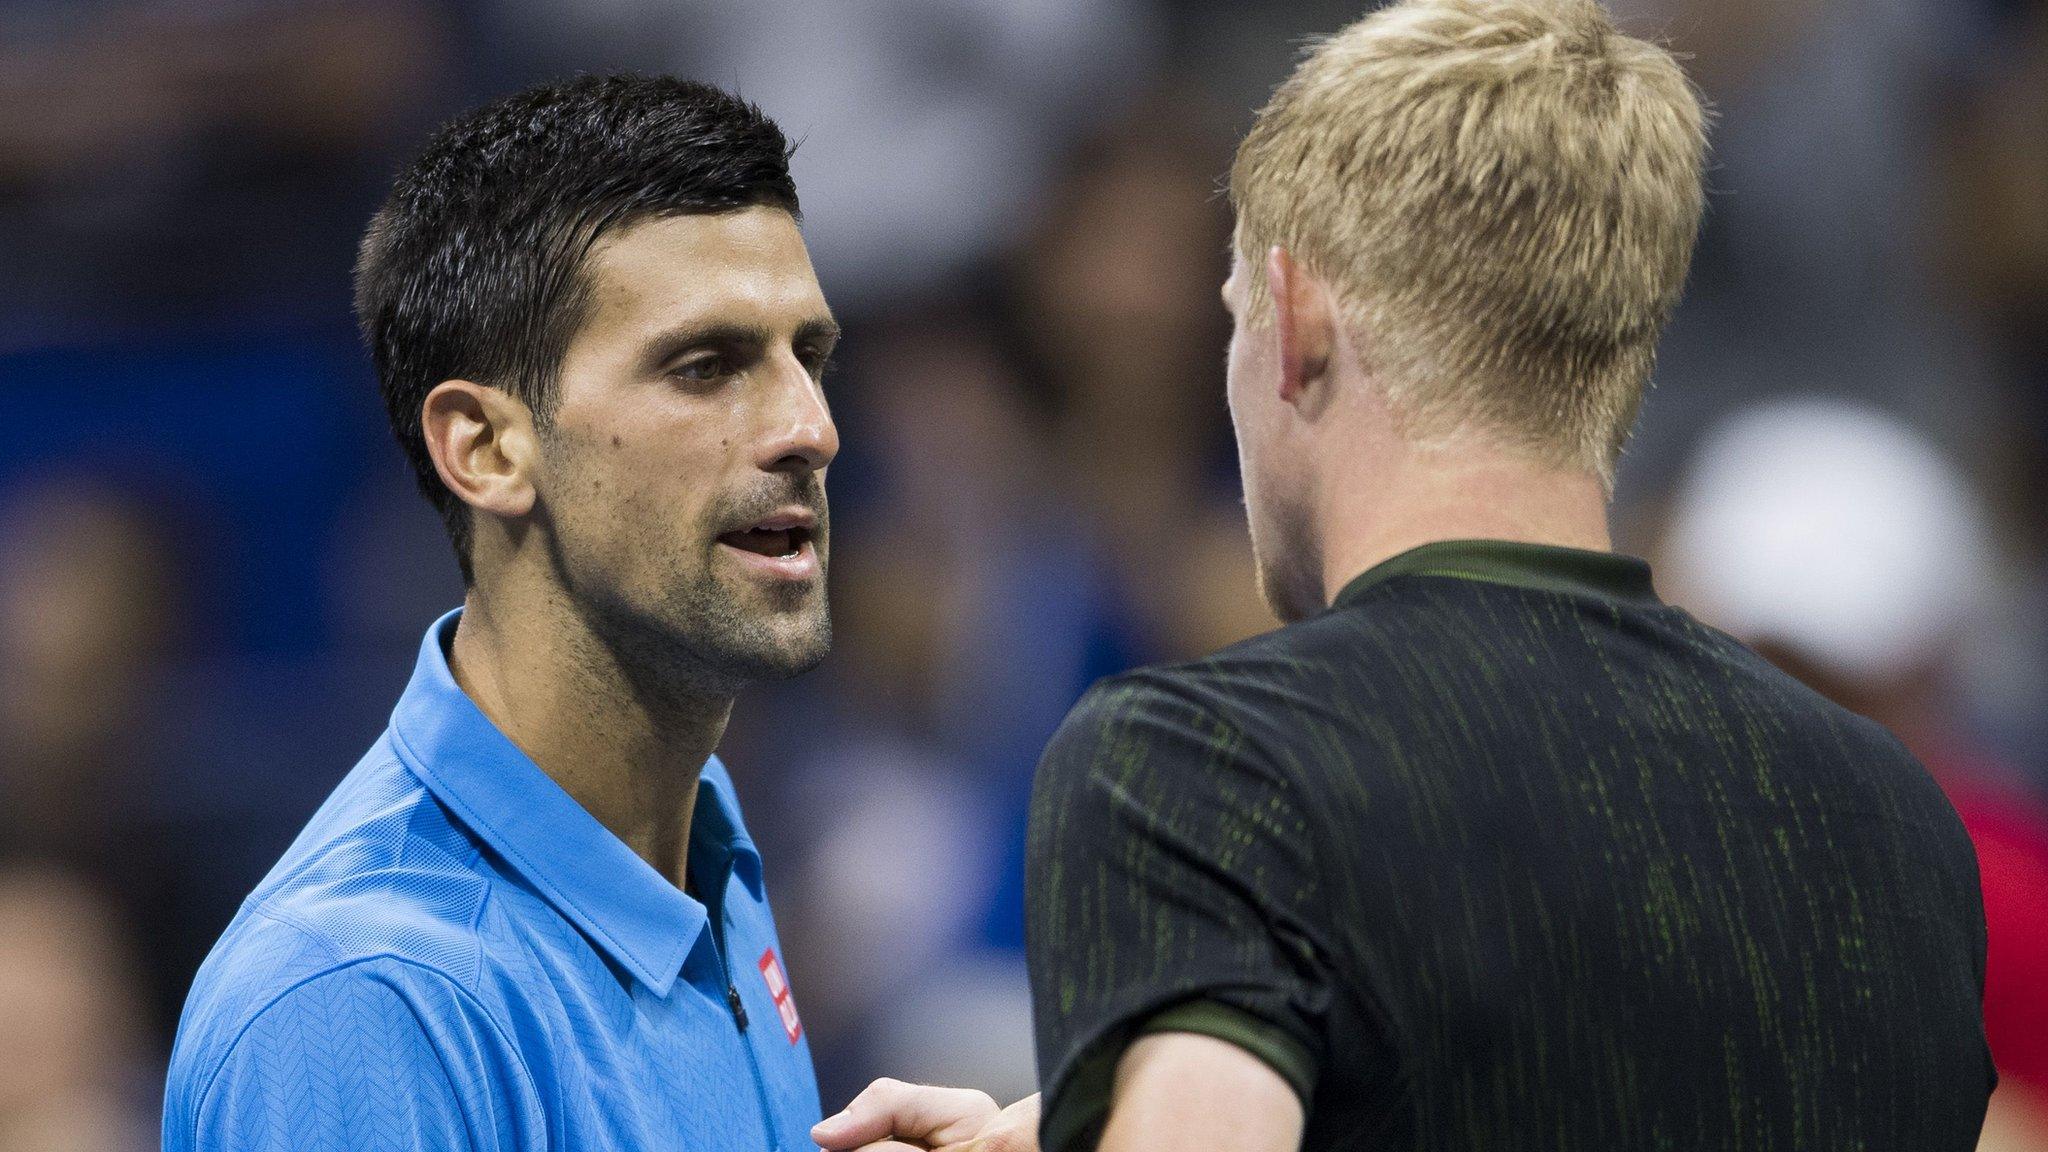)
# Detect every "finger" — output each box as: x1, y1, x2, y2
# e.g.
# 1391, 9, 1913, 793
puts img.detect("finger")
819, 1080, 995, 1146
845, 1142, 929, 1152
813, 1079, 916, 1148
940, 1094, 1044, 1152
938, 1130, 1025, 1152
814, 1078, 914, 1148
813, 1079, 998, 1149
938, 1121, 1032, 1152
